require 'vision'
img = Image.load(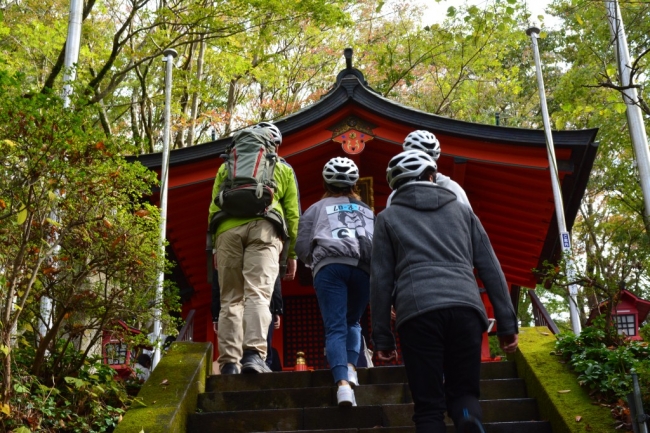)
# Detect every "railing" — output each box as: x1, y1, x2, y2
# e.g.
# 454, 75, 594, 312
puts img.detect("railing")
627, 371, 650, 433
176, 309, 196, 342
528, 289, 560, 335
